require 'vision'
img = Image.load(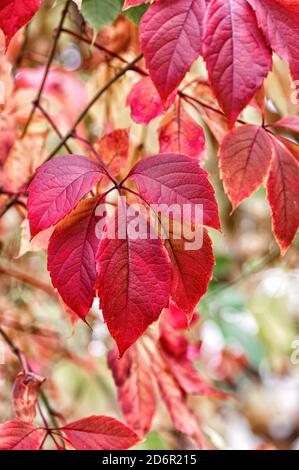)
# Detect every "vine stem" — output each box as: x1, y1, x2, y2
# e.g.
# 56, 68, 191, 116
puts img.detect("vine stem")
0, 262, 56, 297
22, 0, 73, 138
71, 132, 119, 187
36, 103, 73, 154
